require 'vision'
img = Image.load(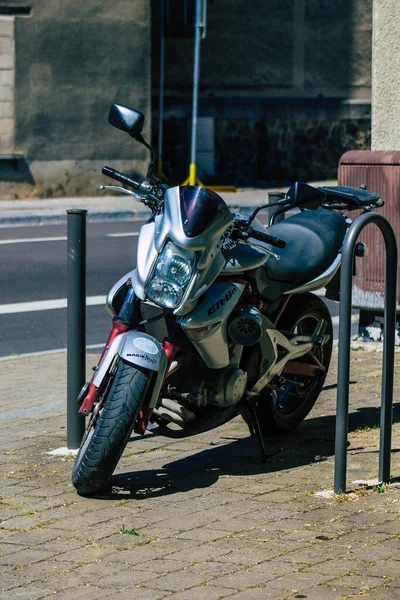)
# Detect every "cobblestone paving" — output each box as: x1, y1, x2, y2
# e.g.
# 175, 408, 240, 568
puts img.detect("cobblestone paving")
0, 346, 399, 599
